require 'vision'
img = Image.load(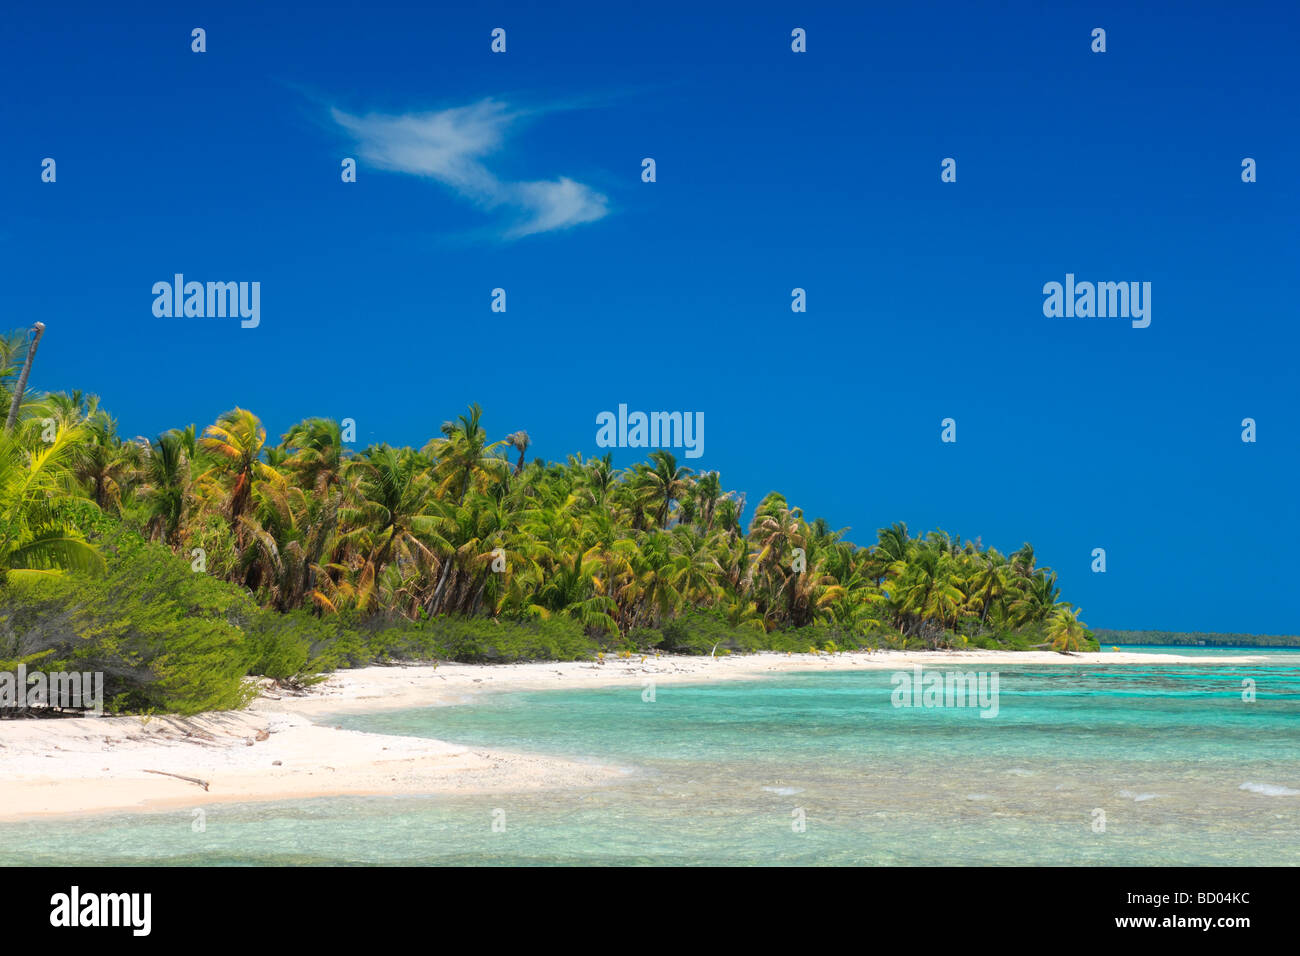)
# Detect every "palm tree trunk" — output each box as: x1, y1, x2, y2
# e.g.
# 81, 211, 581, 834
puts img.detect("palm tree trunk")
429, 555, 454, 614
4, 322, 45, 433
469, 567, 491, 615
980, 585, 994, 624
